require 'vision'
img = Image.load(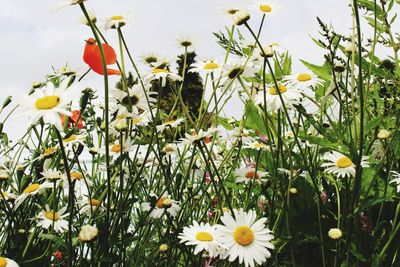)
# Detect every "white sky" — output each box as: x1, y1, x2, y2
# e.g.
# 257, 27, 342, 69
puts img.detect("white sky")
0, 0, 397, 140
